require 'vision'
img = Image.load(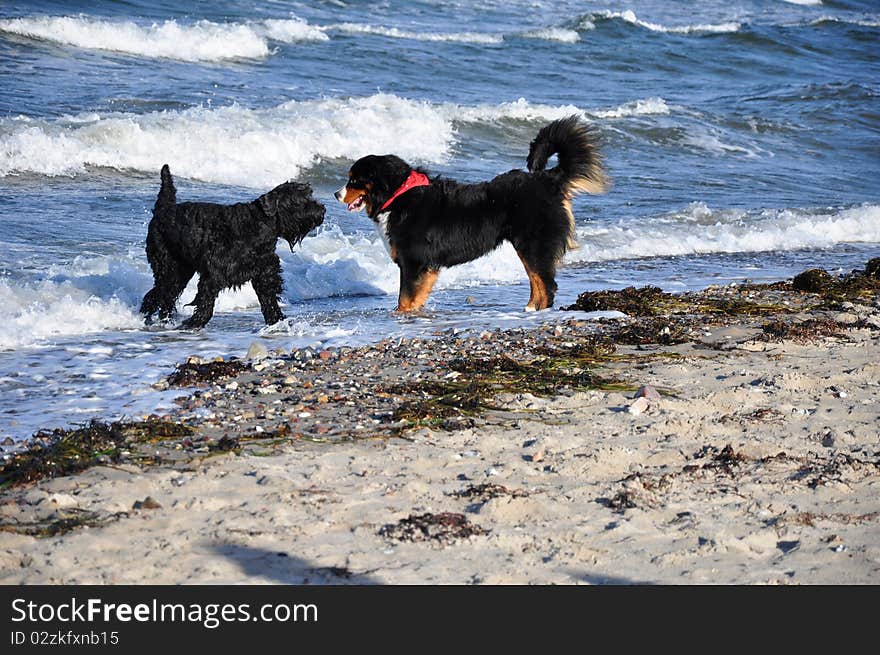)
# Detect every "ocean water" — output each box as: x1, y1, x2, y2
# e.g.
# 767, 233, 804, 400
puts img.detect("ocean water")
0, 0, 878, 440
